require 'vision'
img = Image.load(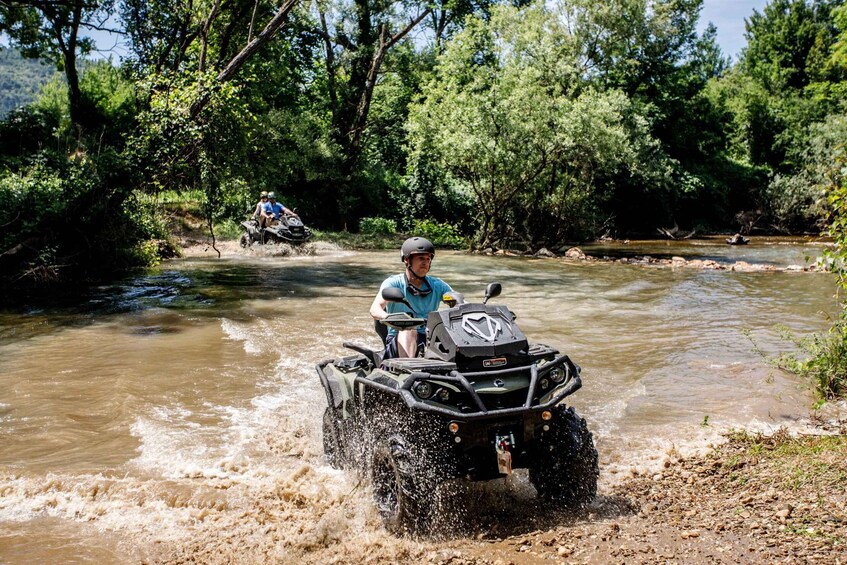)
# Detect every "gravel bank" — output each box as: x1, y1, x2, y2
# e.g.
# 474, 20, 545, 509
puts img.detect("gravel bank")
425, 426, 846, 564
